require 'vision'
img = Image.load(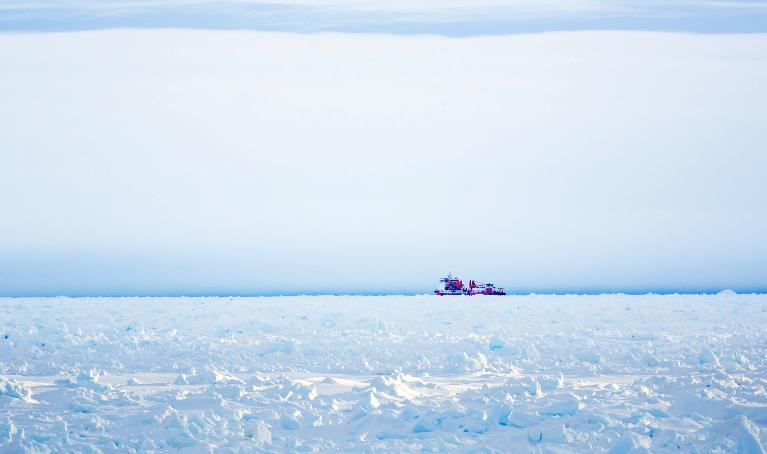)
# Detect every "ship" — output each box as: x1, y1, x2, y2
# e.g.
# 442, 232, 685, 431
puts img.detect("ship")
434, 274, 506, 296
